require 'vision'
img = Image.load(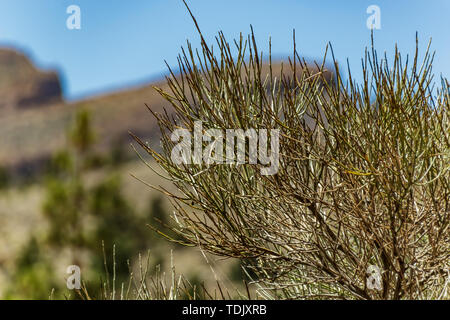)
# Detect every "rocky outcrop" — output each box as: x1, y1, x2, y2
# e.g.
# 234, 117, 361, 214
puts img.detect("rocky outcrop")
0, 48, 62, 113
